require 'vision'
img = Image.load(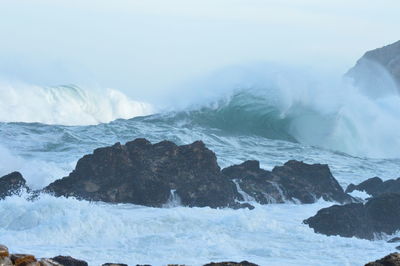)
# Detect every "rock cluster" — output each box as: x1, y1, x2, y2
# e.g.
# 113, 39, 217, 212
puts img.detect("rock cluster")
222, 160, 352, 204
0, 244, 71, 266
38, 138, 353, 208
1, 139, 355, 209
0, 243, 258, 266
